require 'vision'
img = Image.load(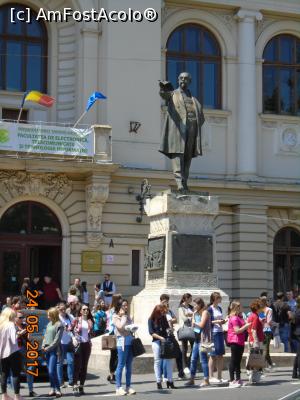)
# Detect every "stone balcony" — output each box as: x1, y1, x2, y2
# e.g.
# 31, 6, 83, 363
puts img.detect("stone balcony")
0, 121, 112, 163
